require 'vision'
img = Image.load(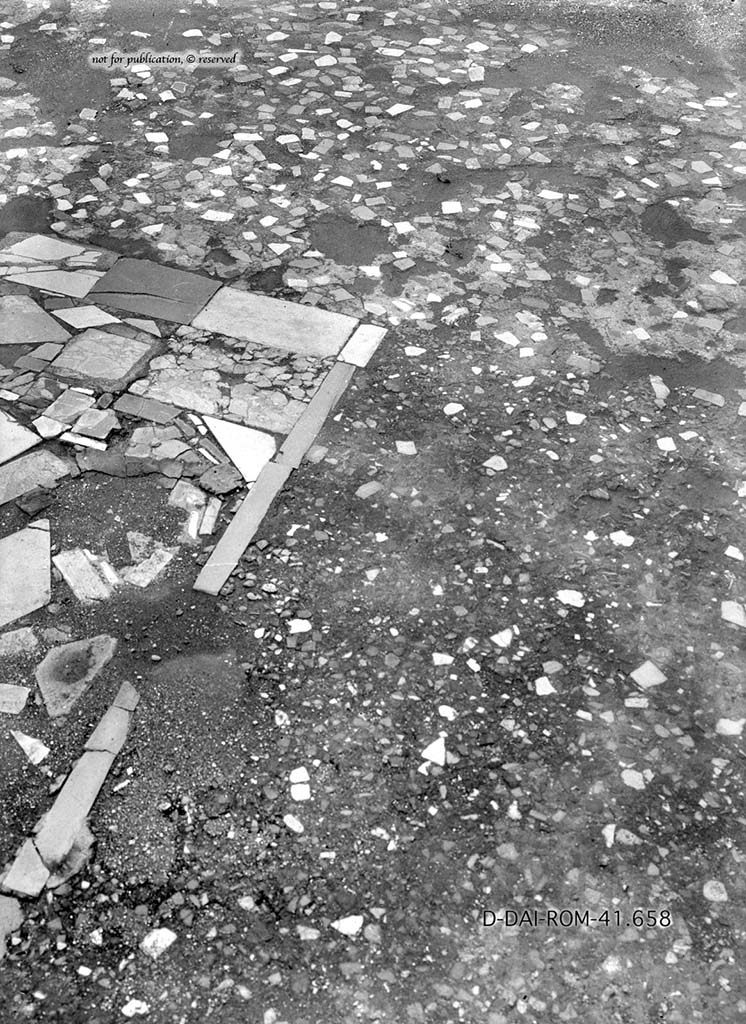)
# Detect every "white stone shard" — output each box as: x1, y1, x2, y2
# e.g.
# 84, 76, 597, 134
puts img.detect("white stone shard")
534, 676, 556, 695
722, 601, 746, 629
702, 879, 728, 902
621, 769, 646, 790
556, 589, 585, 607
715, 718, 745, 736
630, 660, 666, 689
10, 730, 50, 765
490, 628, 514, 648
421, 735, 446, 766
710, 271, 737, 285
140, 928, 177, 959
331, 915, 364, 936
